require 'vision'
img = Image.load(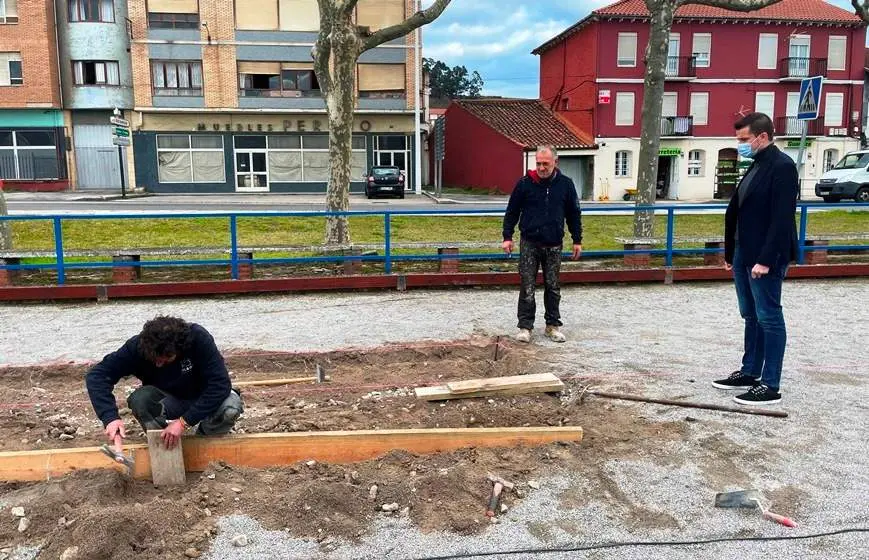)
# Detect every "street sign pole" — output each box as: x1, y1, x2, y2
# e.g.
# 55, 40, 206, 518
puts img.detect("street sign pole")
794, 126, 808, 201
112, 108, 128, 198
